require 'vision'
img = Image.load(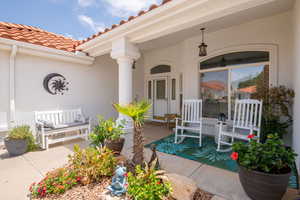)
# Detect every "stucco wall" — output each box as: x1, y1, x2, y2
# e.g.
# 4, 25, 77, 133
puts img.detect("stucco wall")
141, 10, 294, 142
0, 51, 10, 129
0, 52, 118, 129
143, 11, 293, 100
293, 0, 300, 168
